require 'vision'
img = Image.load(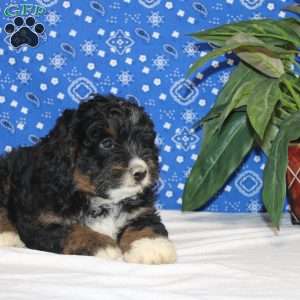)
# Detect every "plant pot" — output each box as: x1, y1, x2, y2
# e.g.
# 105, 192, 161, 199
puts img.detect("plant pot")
287, 144, 300, 224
